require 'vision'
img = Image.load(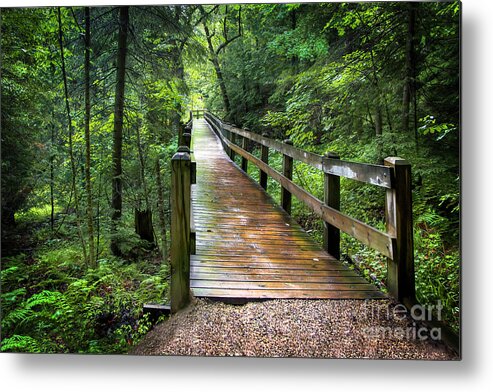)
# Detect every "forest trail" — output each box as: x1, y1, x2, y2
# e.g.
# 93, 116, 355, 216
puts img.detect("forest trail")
189, 118, 385, 301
